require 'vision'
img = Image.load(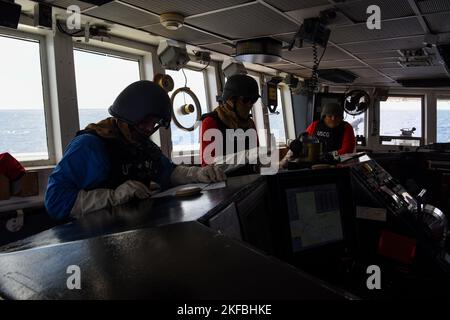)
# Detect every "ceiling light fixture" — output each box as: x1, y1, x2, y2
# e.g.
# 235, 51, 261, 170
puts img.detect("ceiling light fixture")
235, 37, 282, 64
